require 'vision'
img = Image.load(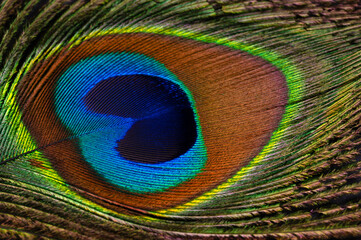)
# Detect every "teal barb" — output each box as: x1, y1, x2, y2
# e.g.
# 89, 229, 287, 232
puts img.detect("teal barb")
1, 0, 361, 240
